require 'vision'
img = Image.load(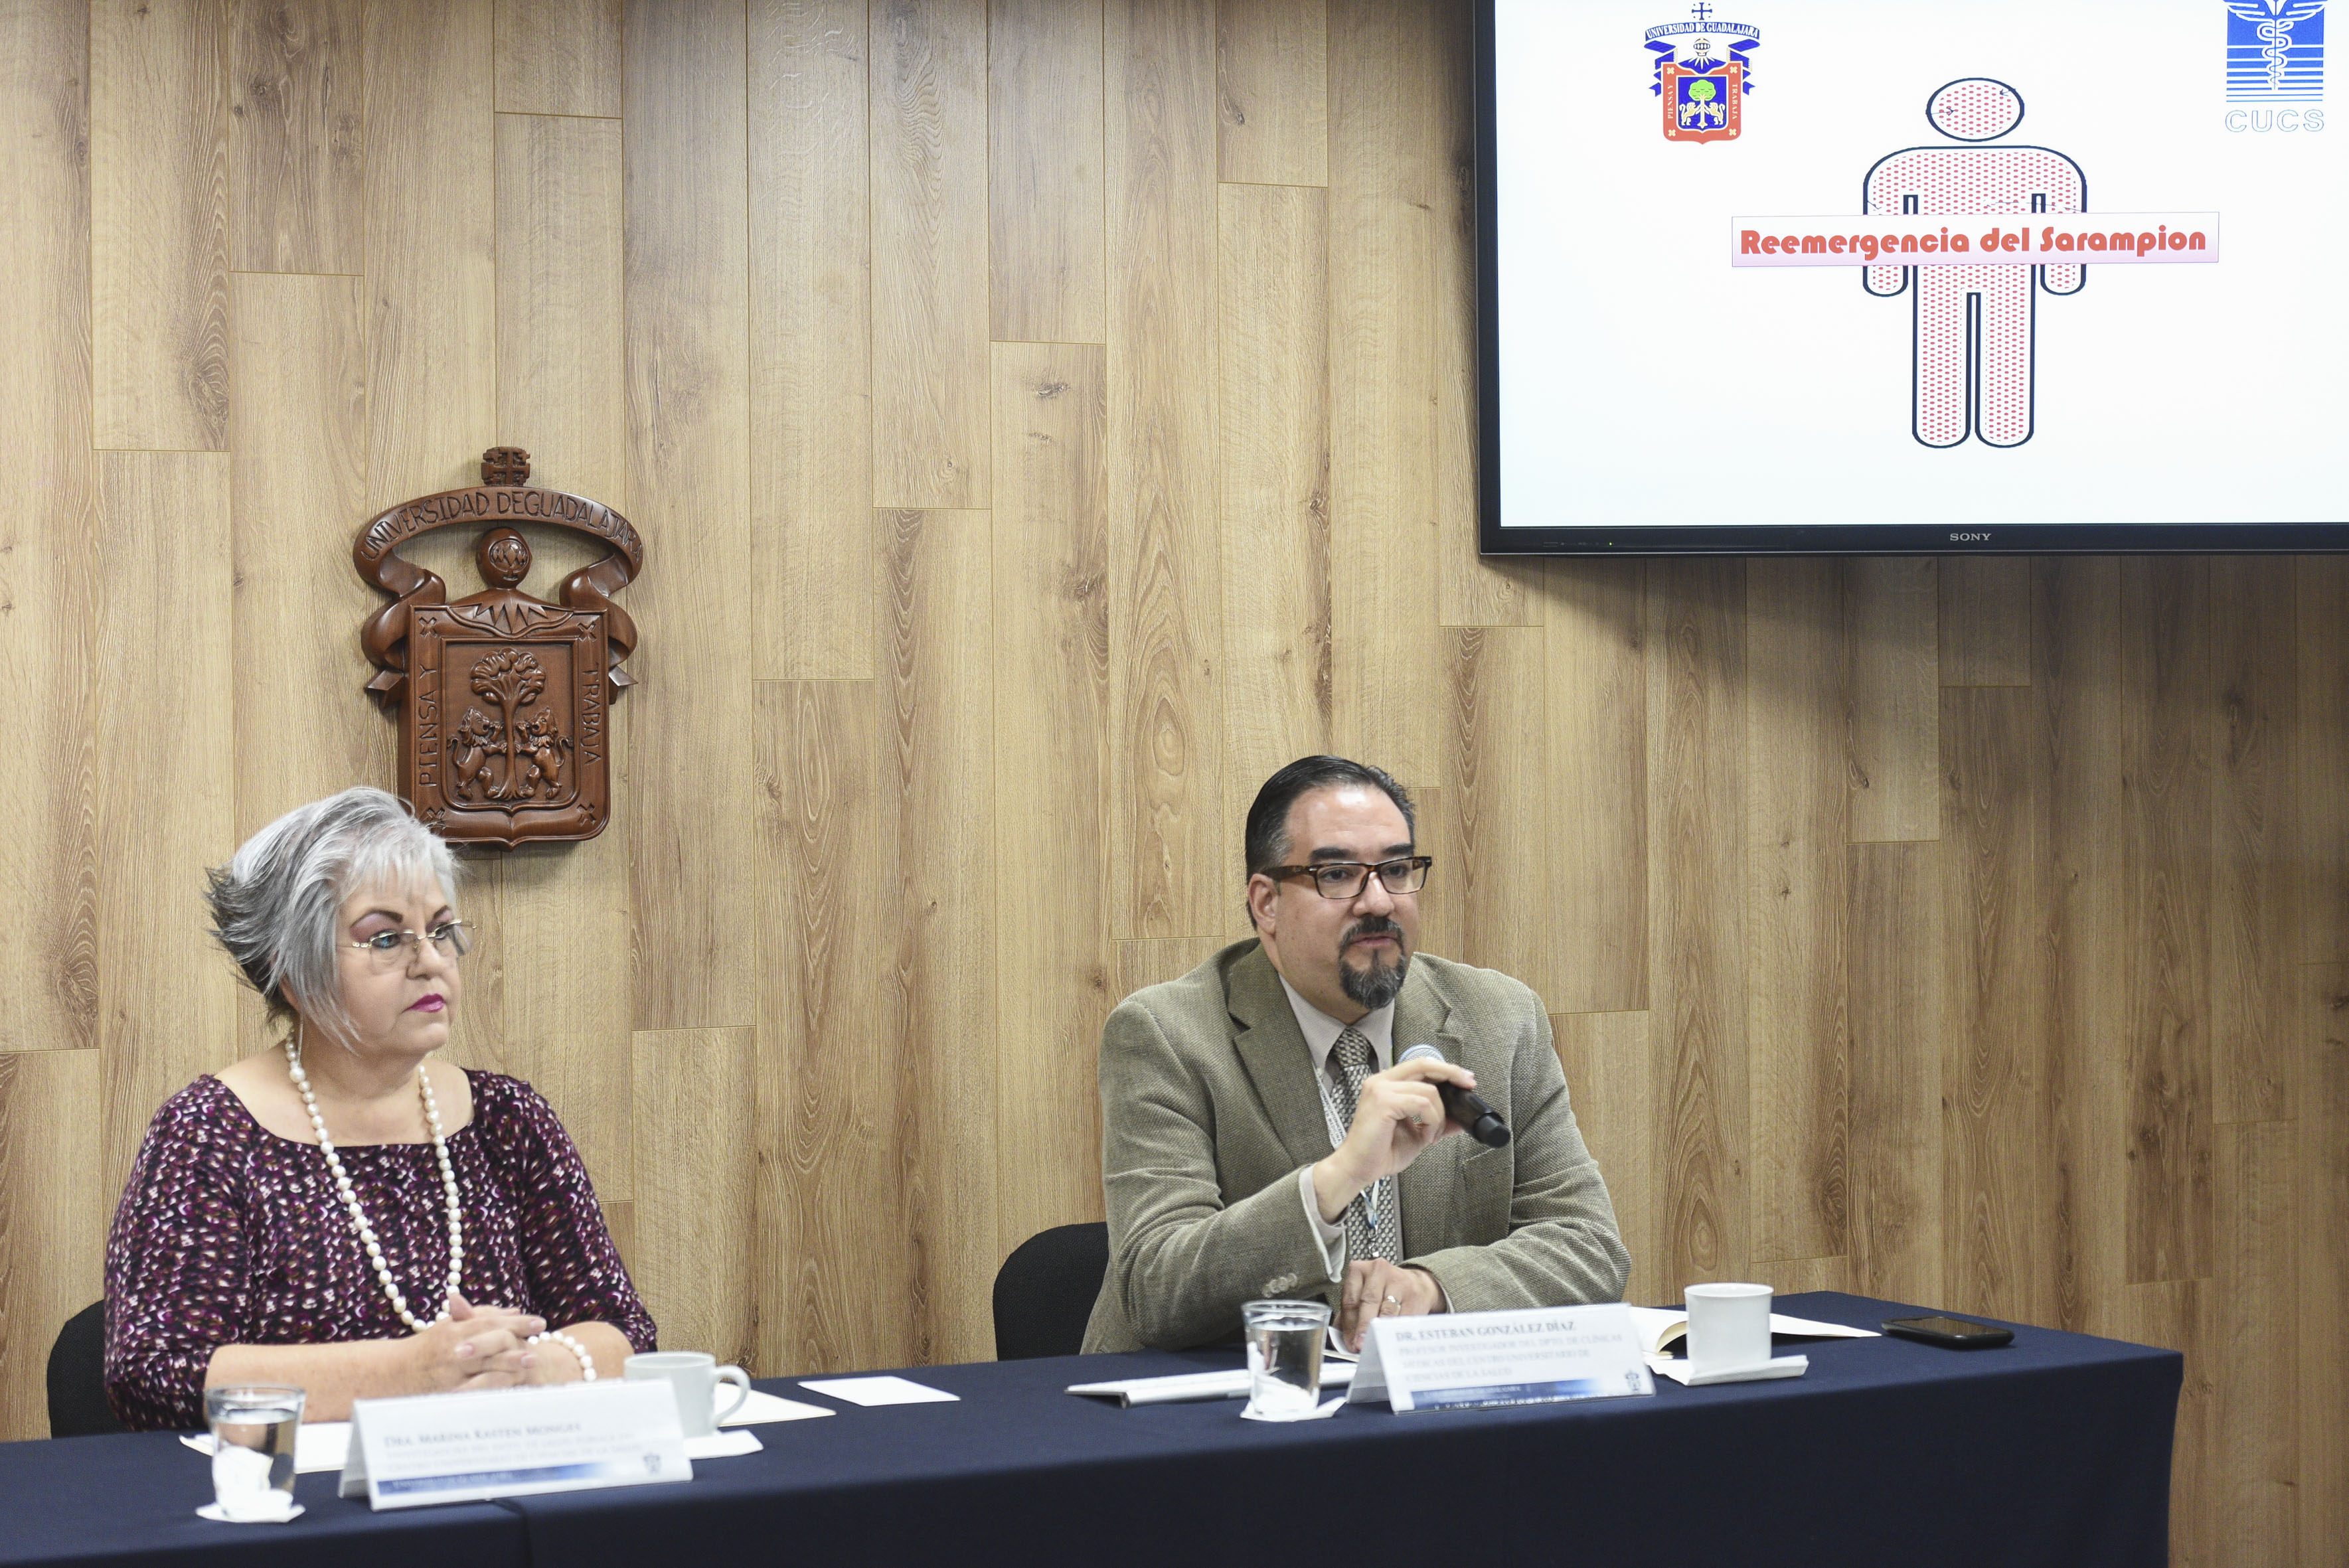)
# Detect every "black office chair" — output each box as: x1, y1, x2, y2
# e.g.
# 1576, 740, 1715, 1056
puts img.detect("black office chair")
992, 1222, 1109, 1360
48, 1300, 125, 1437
